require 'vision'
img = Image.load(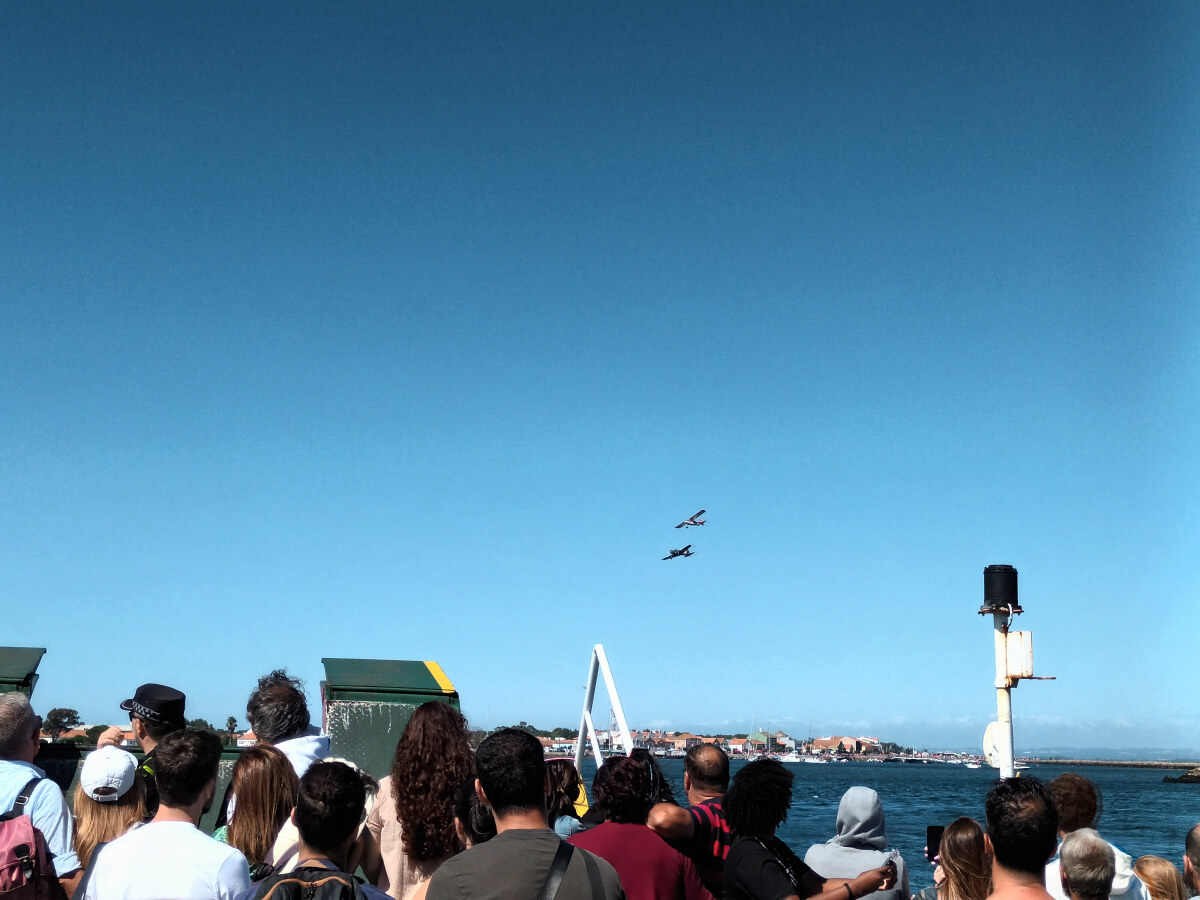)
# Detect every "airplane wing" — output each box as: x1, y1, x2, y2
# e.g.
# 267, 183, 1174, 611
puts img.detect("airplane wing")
675, 521, 685, 528
681, 545, 691, 552
662, 553, 674, 560
693, 510, 705, 518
